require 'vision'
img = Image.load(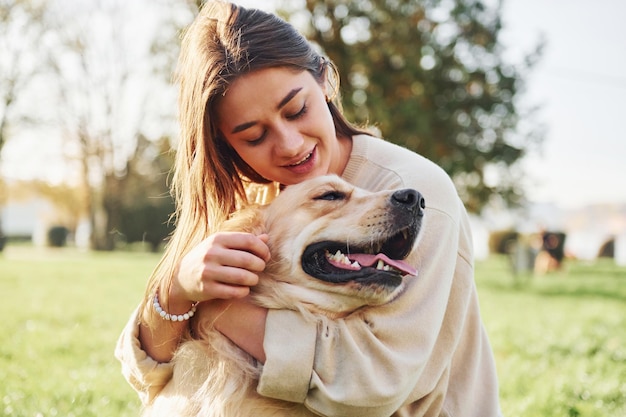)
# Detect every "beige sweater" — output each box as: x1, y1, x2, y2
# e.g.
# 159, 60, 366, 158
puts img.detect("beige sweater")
115, 135, 502, 417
